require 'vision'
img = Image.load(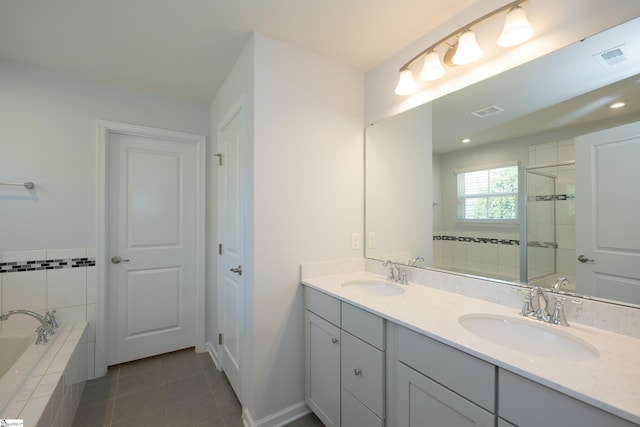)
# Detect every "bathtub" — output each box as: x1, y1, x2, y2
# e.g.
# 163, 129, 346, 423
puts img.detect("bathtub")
0, 323, 88, 427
